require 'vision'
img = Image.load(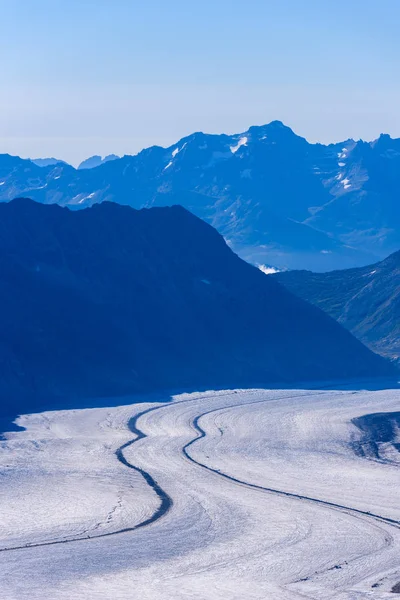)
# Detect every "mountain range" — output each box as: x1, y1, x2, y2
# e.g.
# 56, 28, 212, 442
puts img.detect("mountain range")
275, 250, 400, 364
31, 157, 68, 168
0, 198, 393, 419
77, 154, 120, 170
1, 121, 399, 271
